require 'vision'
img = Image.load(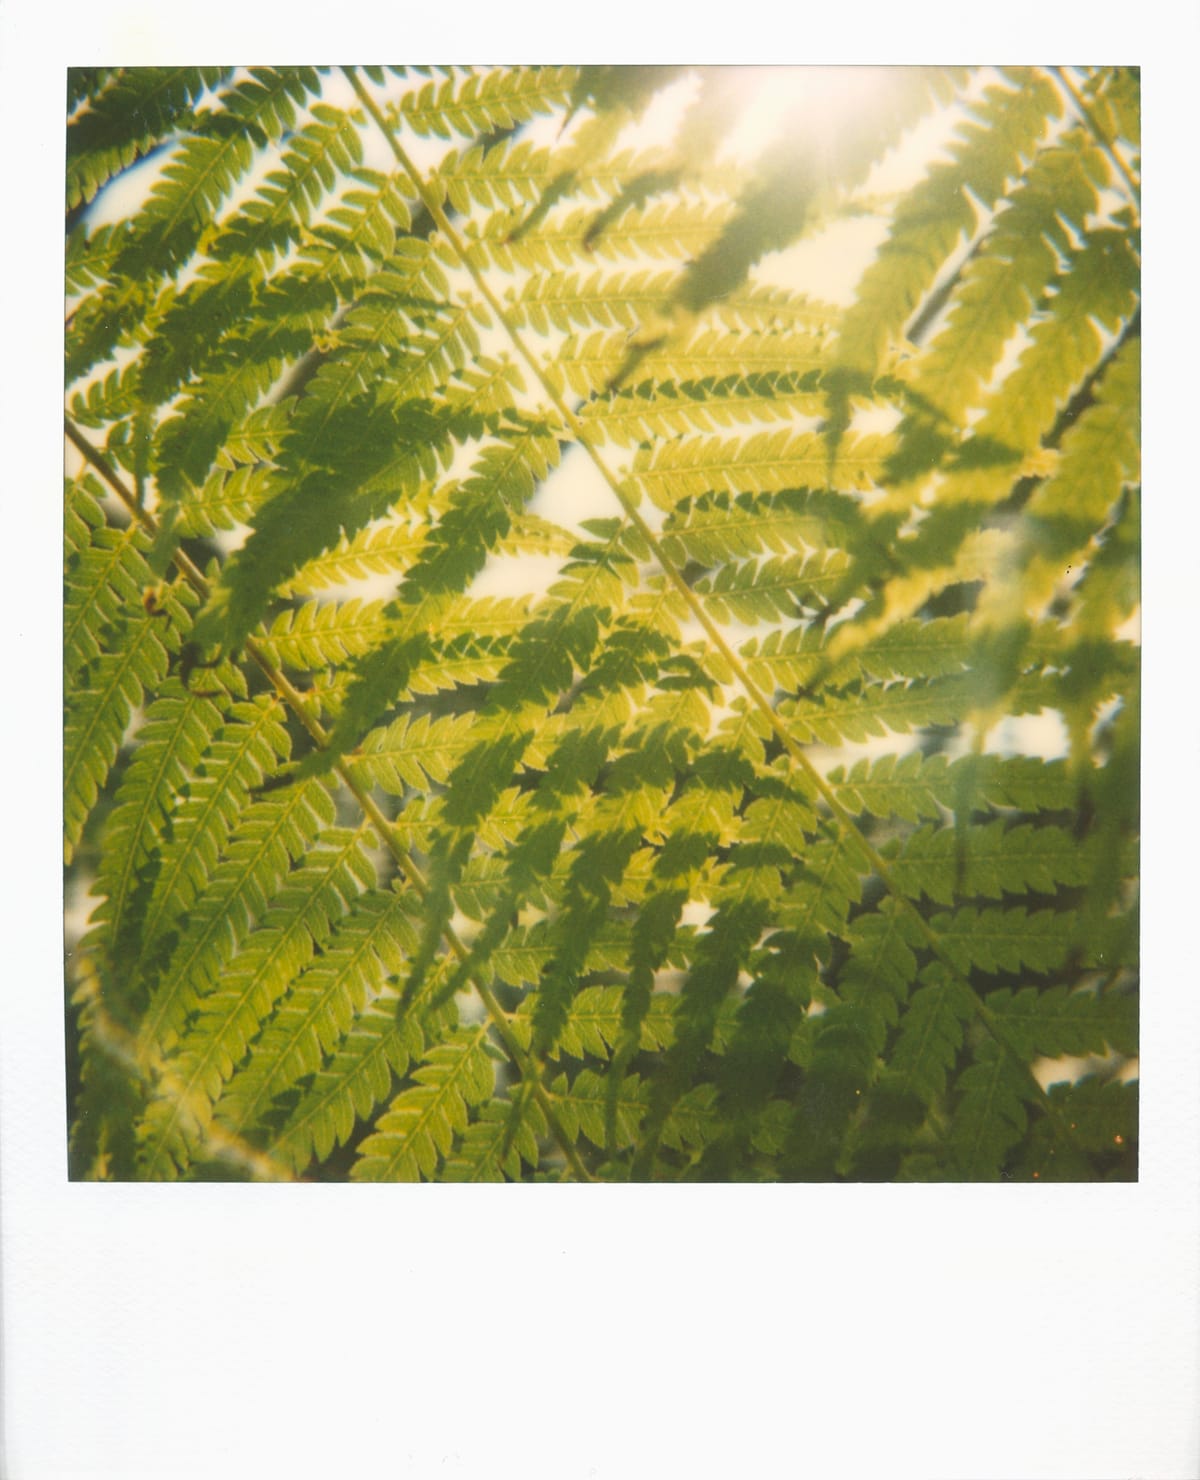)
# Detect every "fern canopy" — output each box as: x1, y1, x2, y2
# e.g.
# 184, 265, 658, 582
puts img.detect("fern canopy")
65, 64, 1139, 1182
